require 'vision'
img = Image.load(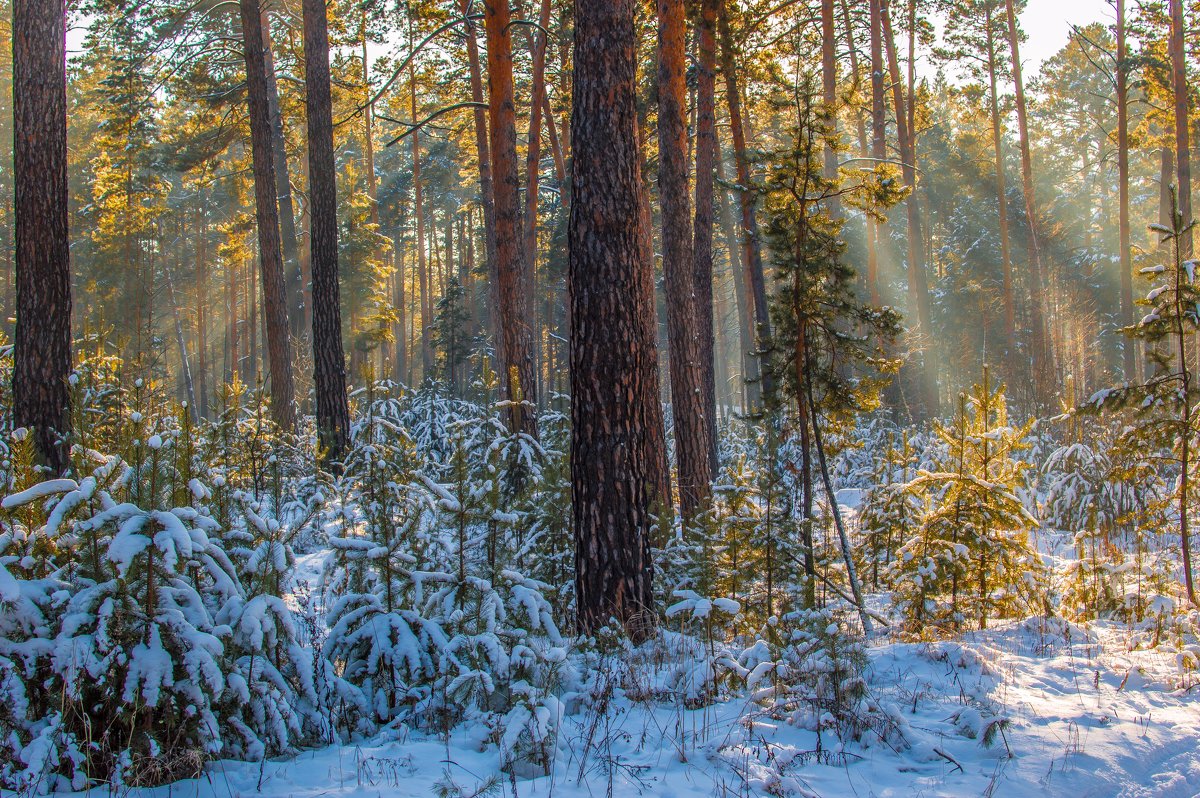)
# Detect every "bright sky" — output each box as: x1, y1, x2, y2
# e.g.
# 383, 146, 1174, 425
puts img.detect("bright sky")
1020, 0, 1112, 73
62, 1, 1114, 86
